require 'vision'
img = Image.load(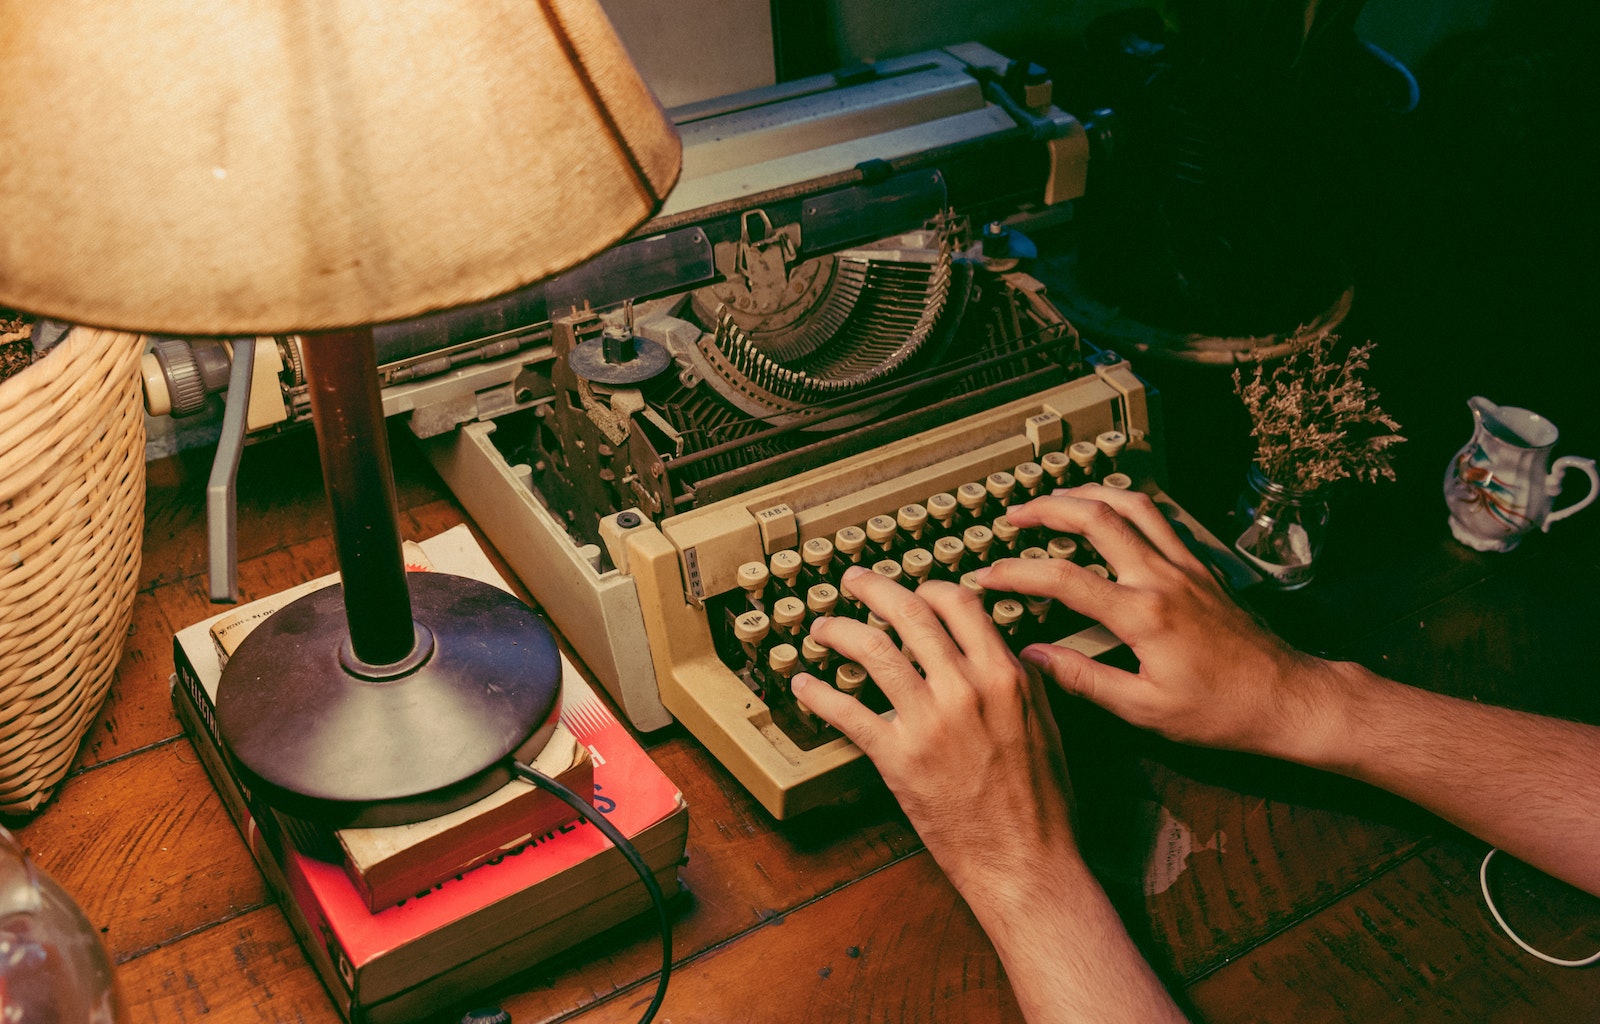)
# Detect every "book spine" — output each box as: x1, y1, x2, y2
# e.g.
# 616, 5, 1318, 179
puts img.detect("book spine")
172, 645, 366, 1022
